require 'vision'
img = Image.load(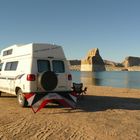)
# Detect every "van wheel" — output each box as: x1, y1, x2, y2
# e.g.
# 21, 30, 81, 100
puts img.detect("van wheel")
38, 71, 58, 91
17, 89, 28, 107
